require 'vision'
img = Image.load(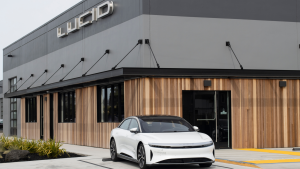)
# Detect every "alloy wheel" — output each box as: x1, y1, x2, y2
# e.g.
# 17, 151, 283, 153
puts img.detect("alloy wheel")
110, 140, 116, 160
138, 145, 146, 168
